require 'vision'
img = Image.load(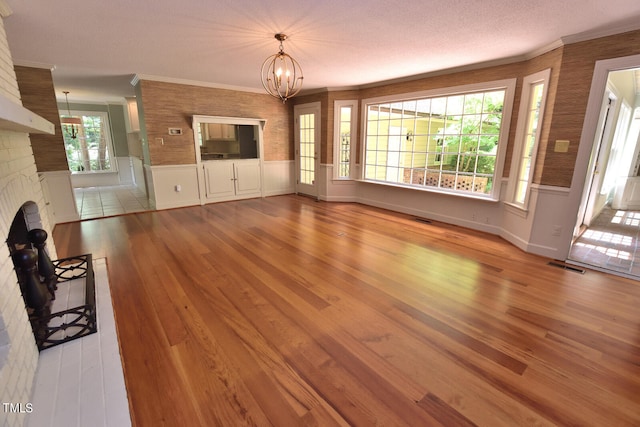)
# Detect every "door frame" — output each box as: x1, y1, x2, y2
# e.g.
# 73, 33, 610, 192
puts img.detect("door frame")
294, 102, 321, 198
563, 53, 640, 256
